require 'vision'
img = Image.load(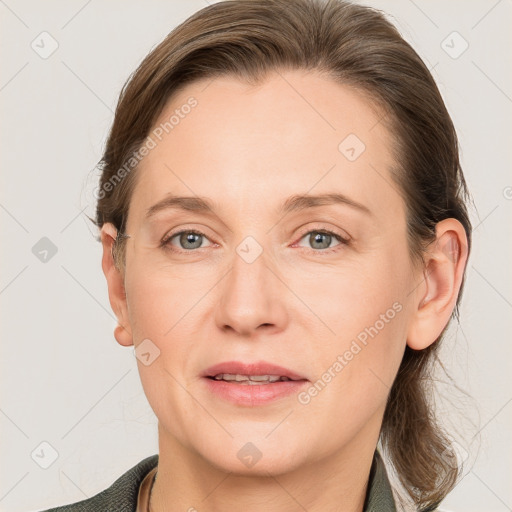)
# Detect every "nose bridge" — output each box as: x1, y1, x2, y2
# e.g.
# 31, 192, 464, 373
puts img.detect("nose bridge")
214, 234, 286, 335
